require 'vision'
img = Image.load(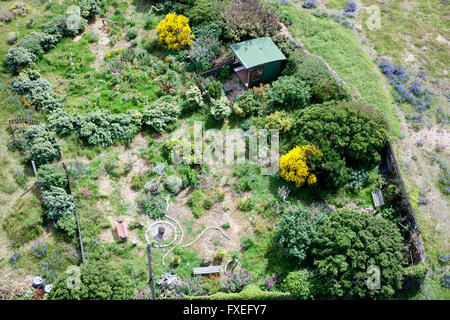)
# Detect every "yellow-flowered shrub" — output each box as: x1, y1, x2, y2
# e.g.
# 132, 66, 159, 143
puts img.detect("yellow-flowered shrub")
280, 145, 323, 187
156, 13, 194, 51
